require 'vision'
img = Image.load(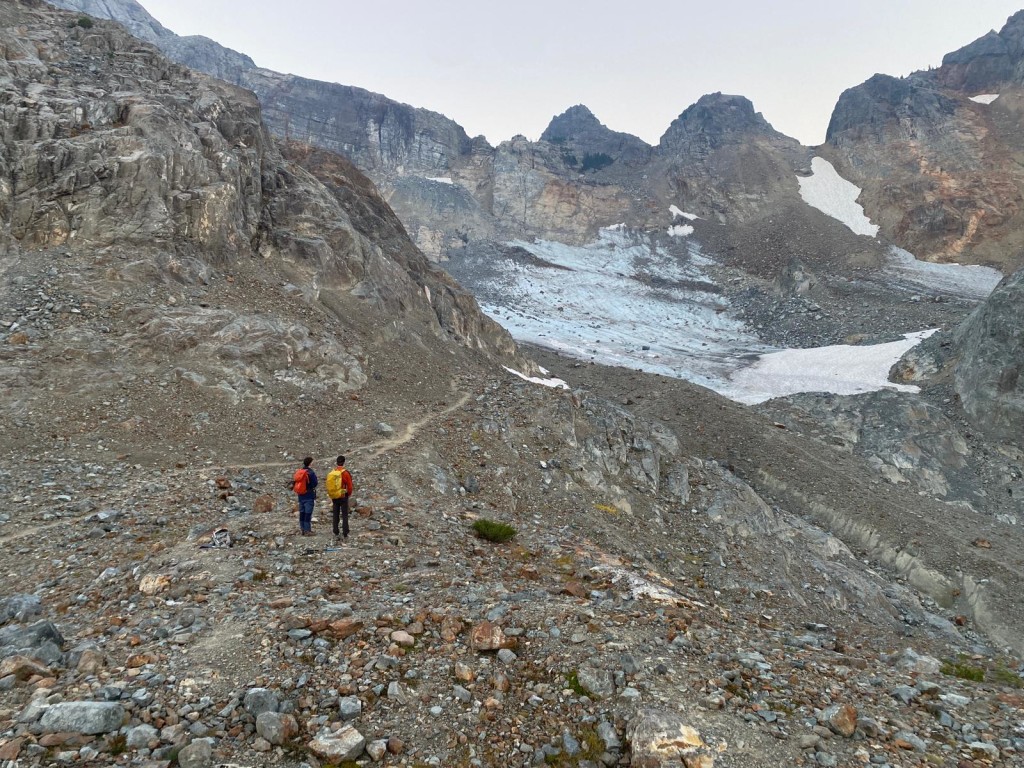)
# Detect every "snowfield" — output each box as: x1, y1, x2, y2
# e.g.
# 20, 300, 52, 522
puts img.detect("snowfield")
797, 157, 879, 237
727, 330, 937, 405
970, 94, 999, 104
